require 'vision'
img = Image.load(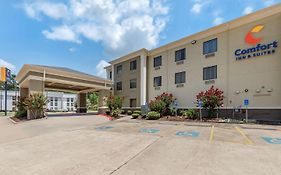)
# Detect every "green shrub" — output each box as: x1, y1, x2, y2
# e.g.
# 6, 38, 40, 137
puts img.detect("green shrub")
196, 86, 224, 118
131, 113, 140, 119
133, 110, 141, 115
15, 97, 27, 118
111, 109, 121, 118
149, 100, 165, 114
121, 109, 126, 114
127, 110, 132, 115
106, 95, 124, 111
24, 93, 48, 119
146, 111, 161, 120
149, 92, 175, 116
182, 109, 198, 119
